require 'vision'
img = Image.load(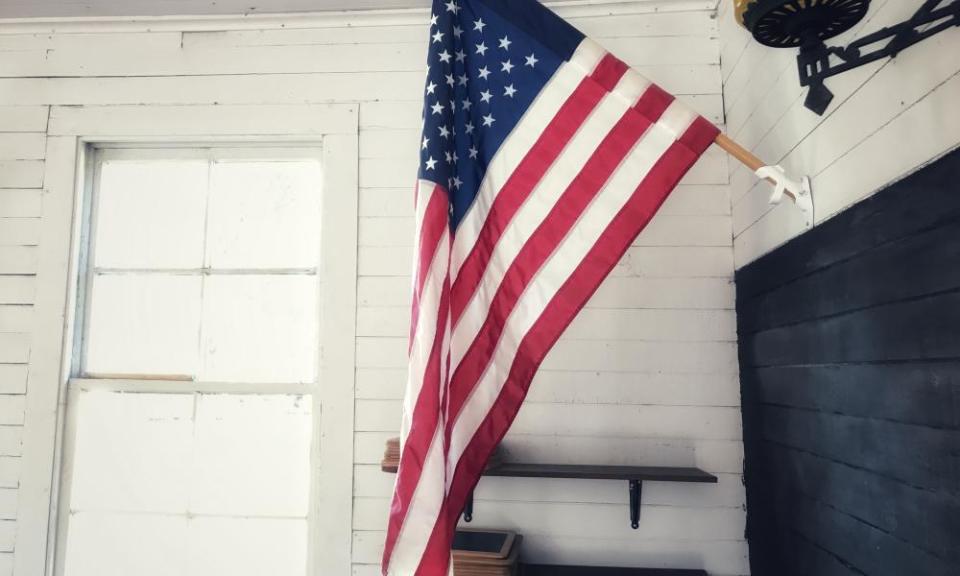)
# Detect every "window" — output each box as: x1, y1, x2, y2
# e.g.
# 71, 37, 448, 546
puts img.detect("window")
59, 147, 323, 576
